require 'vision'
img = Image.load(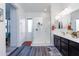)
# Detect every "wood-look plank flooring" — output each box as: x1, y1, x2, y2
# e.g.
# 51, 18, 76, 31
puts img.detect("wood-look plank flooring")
8, 46, 61, 56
